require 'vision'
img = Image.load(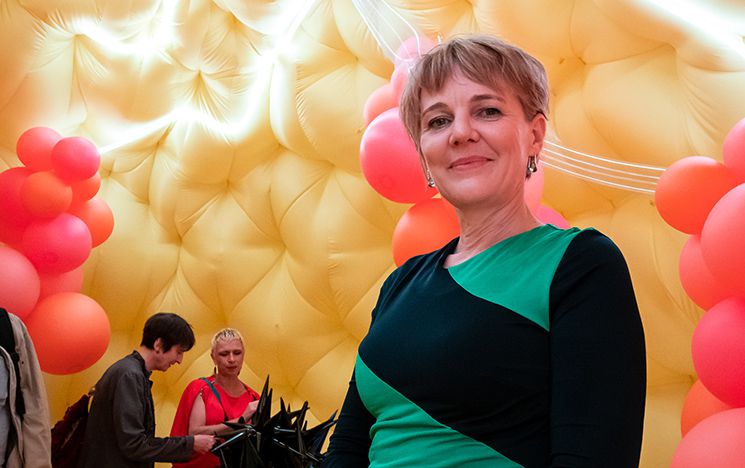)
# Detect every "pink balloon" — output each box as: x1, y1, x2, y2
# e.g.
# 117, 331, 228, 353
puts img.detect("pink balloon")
360, 108, 437, 203
0, 246, 40, 319
524, 163, 544, 213
692, 297, 745, 407
16, 127, 62, 171
26, 292, 110, 374
21, 214, 92, 273
700, 184, 745, 293
0, 167, 34, 244
679, 235, 738, 310
535, 205, 570, 229
390, 66, 408, 102
672, 408, 745, 468
39, 268, 84, 299
723, 117, 745, 183
393, 35, 437, 68
655, 156, 738, 234
51, 137, 101, 182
